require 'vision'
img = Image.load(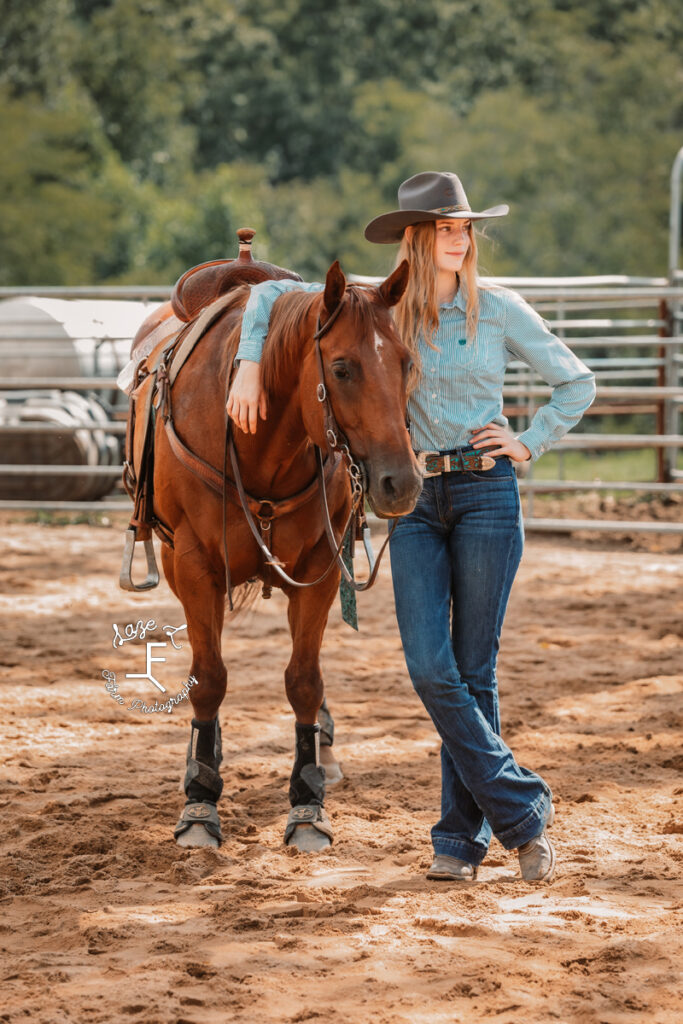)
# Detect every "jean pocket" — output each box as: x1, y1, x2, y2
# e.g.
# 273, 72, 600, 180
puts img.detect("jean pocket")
464, 456, 514, 483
